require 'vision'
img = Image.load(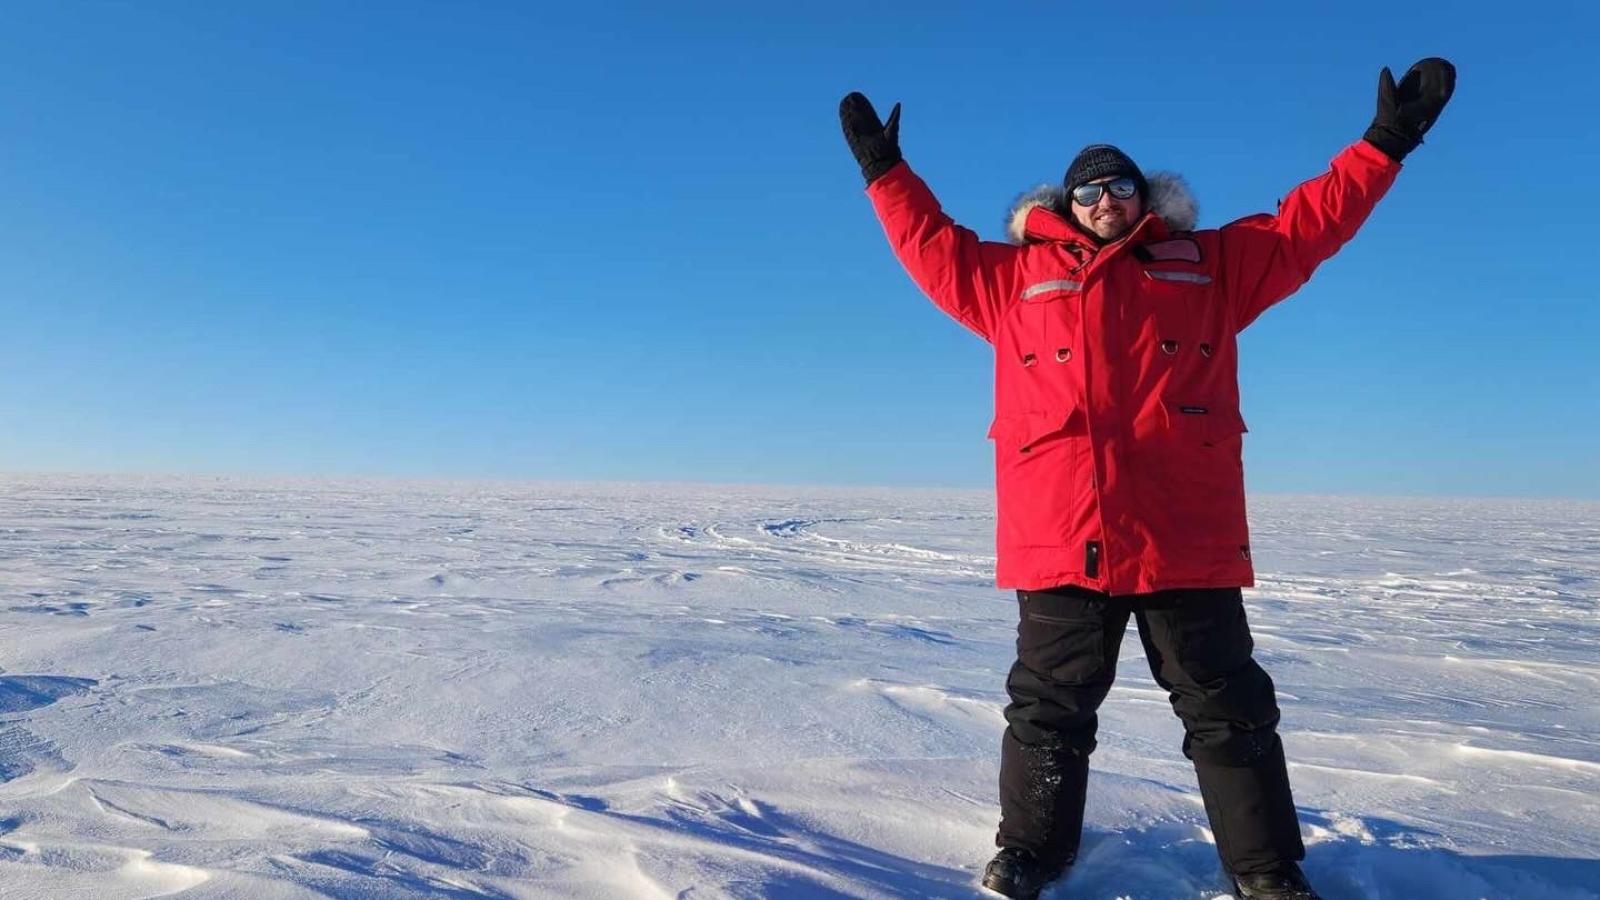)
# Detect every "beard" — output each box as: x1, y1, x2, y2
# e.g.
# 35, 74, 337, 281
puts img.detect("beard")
1088, 207, 1132, 240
